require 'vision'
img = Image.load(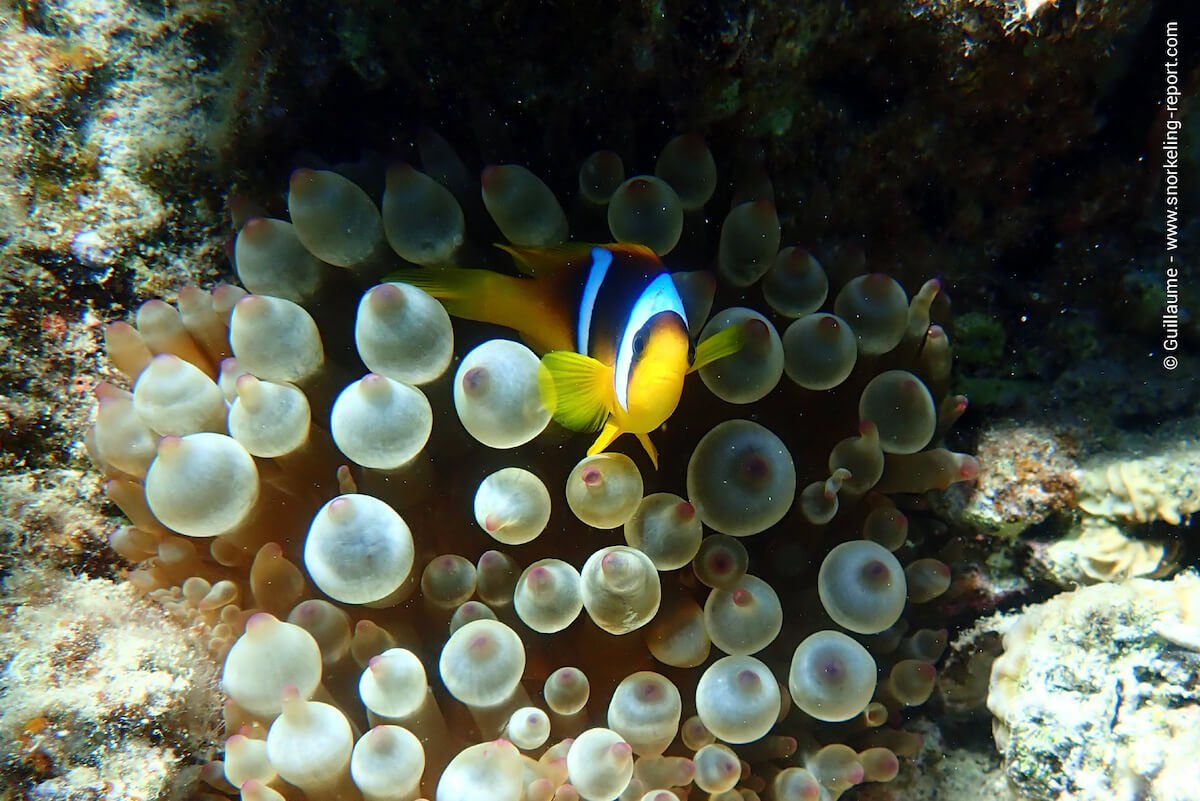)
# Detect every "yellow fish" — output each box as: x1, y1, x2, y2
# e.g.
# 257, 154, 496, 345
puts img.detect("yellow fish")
389, 242, 742, 467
